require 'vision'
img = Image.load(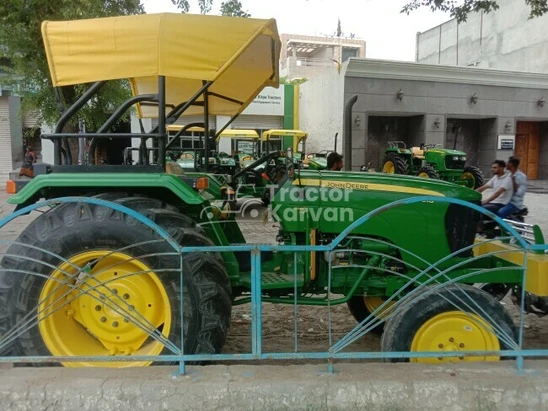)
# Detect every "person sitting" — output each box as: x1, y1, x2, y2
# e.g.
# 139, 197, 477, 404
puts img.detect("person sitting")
326, 152, 343, 171
476, 160, 513, 214
497, 156, 527, 219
